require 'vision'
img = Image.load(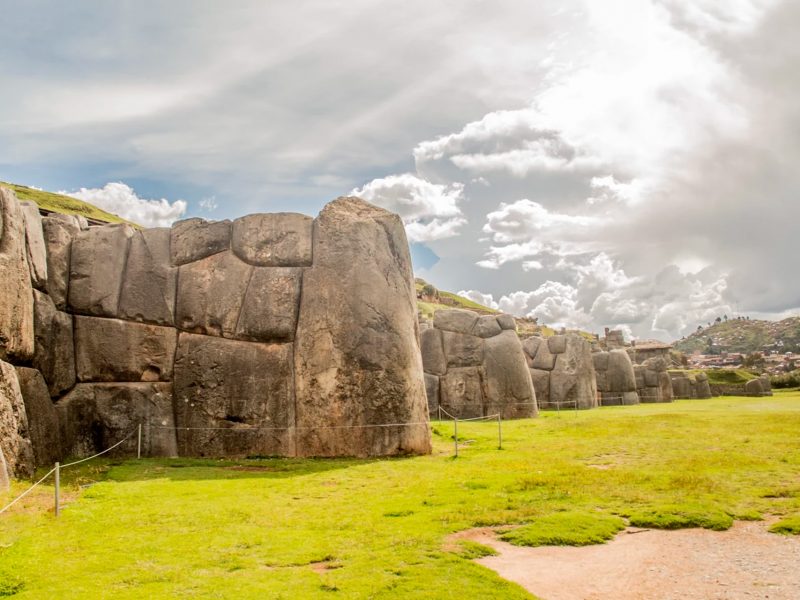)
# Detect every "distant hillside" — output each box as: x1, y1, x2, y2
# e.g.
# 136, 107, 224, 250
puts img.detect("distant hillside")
674, 317, 800, 354
0, 181, 134, 225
